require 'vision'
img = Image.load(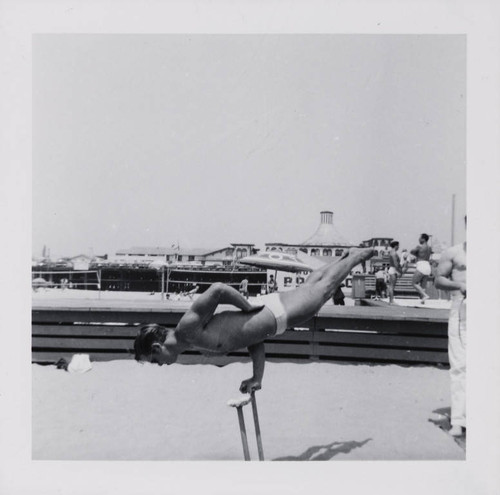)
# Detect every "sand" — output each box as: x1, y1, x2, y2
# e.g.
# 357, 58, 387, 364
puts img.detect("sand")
32, 360, 464, 461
